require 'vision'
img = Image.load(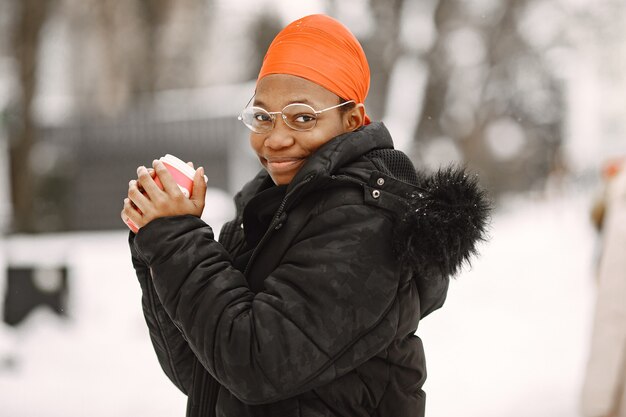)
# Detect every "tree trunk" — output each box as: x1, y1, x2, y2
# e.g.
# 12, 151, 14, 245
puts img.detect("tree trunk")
9, 0, 53, 232
412, 0, 457, 153
412, 0, 563, 195
364, 0, 405, 121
